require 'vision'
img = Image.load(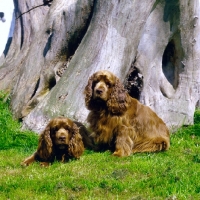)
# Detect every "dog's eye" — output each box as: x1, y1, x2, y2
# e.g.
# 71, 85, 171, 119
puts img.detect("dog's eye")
52, 127, 58, 132
63, 126, 69, 131
106, 82, 111, 88
92, 81, 98, 88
